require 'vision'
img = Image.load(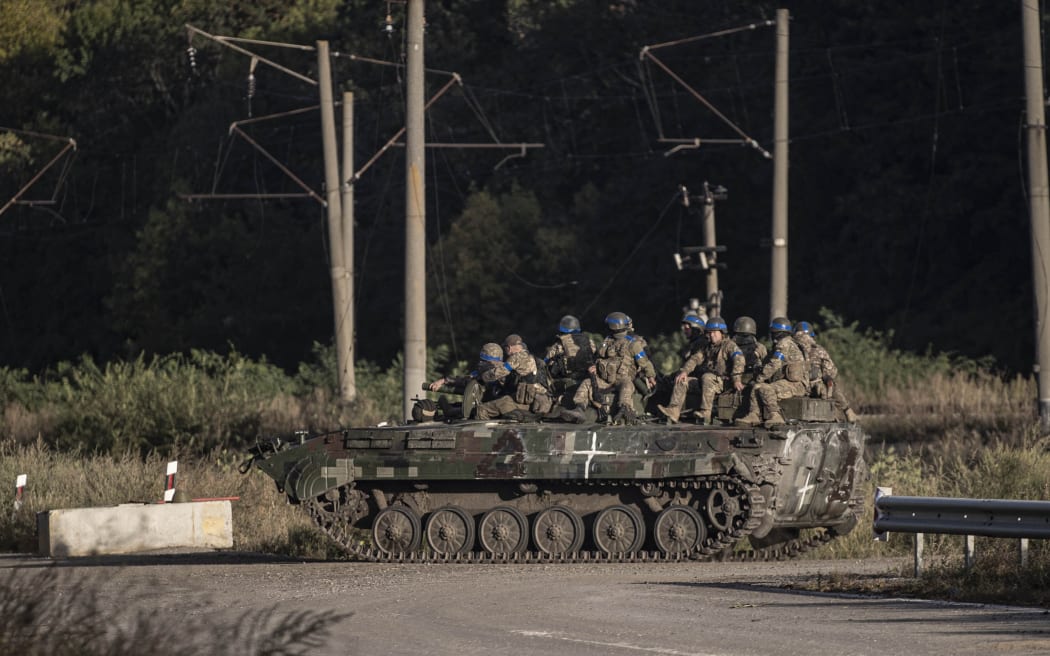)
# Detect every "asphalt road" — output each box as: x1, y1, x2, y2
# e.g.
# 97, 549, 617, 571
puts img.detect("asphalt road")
4, 553, 1049, 655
